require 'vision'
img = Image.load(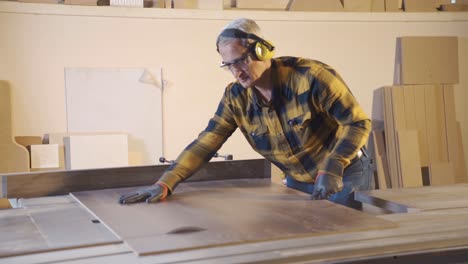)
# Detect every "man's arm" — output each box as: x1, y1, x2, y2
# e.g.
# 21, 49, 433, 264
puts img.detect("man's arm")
119, 86, 238, 204
312, 67, 371, 199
